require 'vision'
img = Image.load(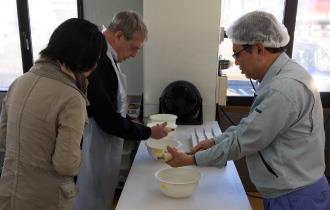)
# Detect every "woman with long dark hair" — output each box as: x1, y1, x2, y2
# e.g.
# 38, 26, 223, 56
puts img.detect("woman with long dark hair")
0, 18, 107, 210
